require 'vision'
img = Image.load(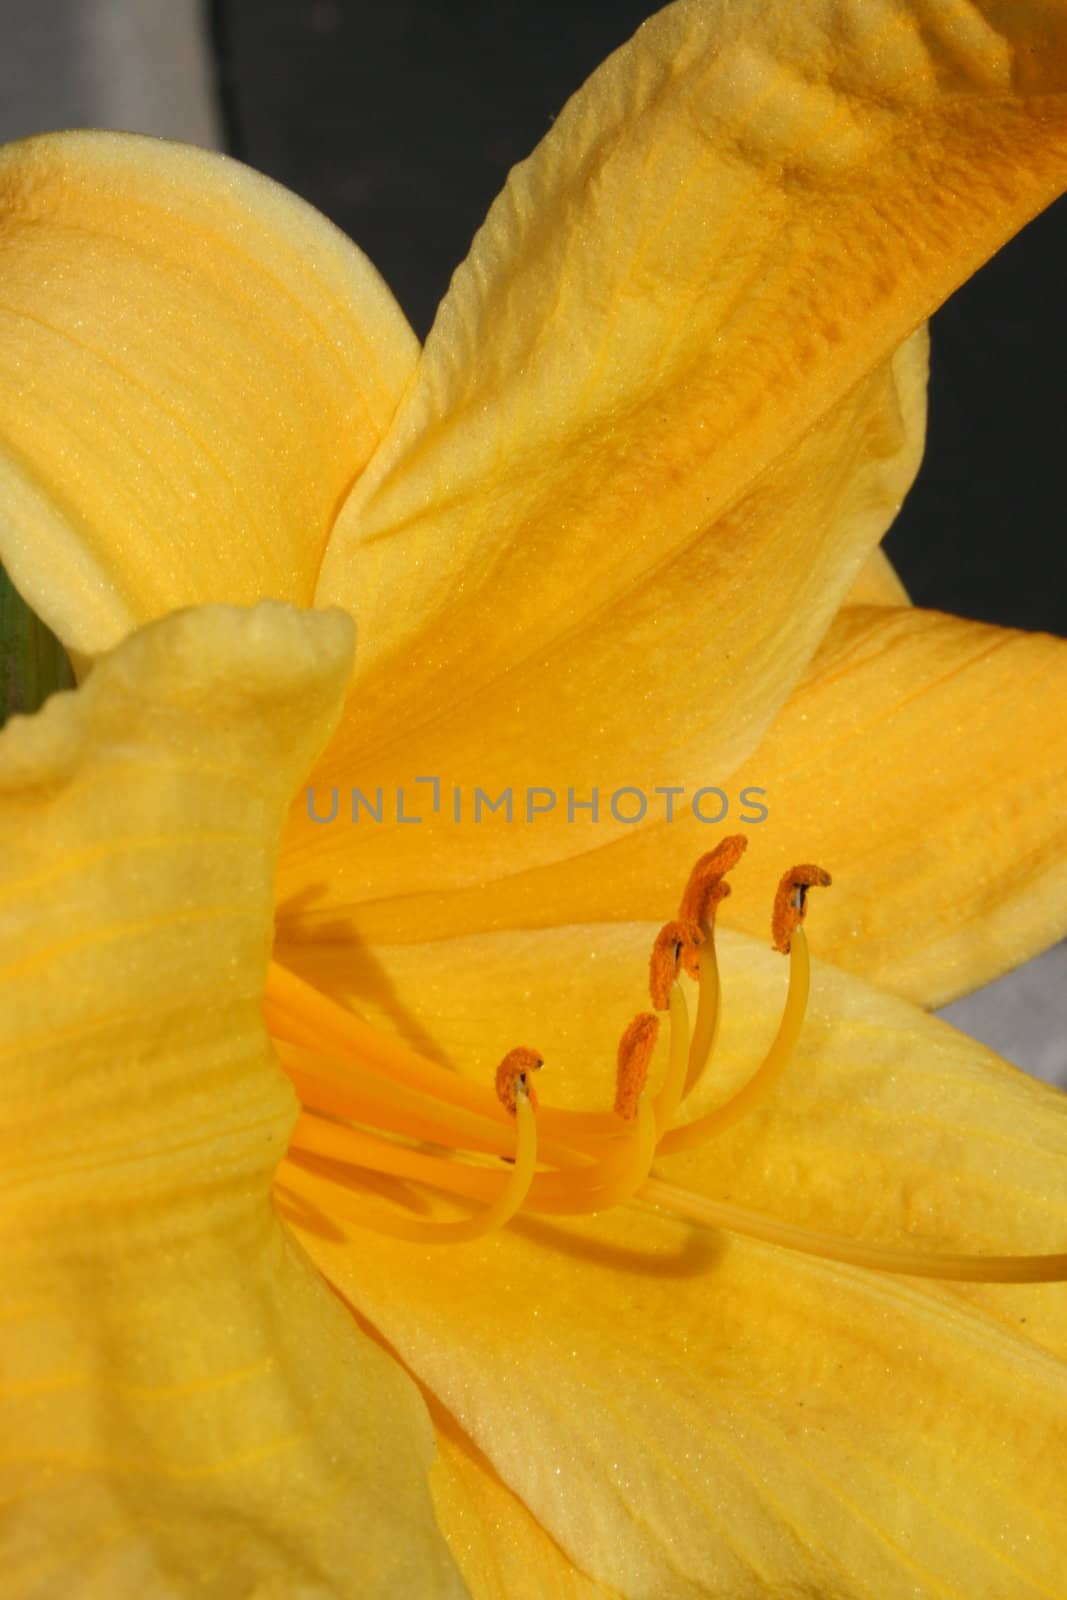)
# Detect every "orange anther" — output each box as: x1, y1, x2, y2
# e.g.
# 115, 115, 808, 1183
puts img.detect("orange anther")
678, 836, 748, 927
614, 1013, 660, 1120
771, 865, 832, 953
495, 1047, 543, 1114
649, 919, 702, 1010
